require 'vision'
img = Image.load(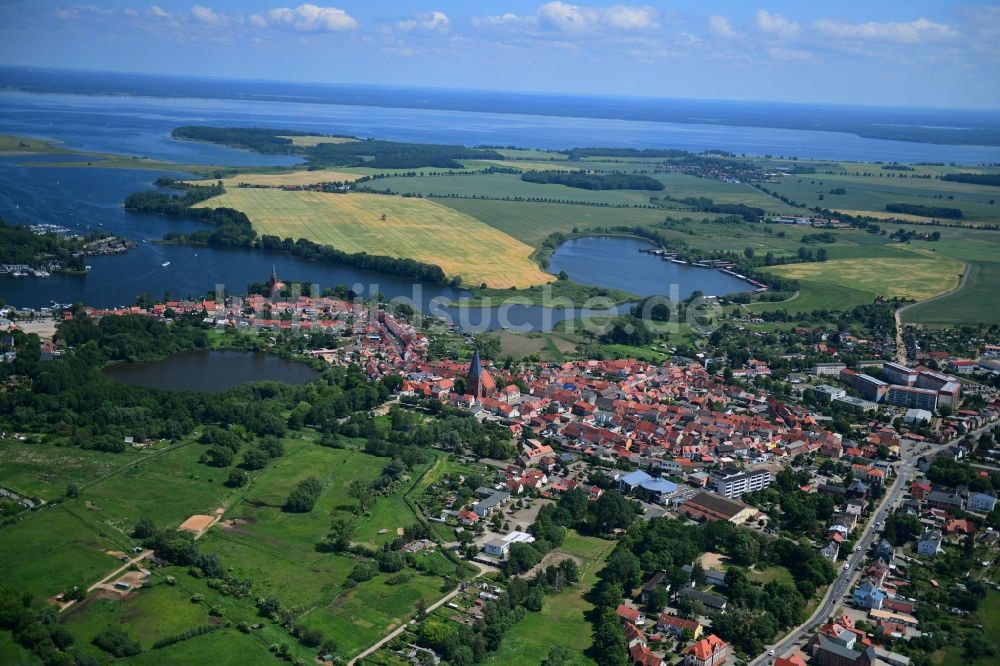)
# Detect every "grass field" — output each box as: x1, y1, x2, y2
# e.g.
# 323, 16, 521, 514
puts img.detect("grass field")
186, 169, 364, 187
764, 245, 963, 301
483, 531, 614, 666
0, 440, 133, 501
766, 170, 1000, 226
195, 188, 552, 288
280, 135, 357, 147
